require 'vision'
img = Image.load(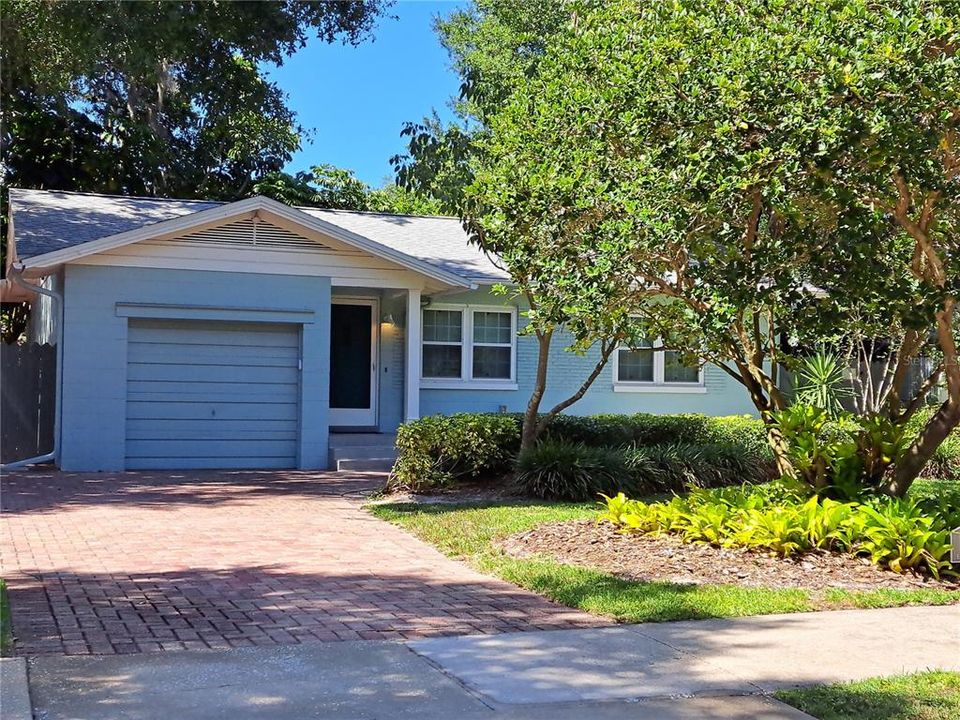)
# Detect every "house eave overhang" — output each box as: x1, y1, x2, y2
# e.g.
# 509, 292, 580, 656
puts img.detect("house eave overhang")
17, 196, 476, 289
